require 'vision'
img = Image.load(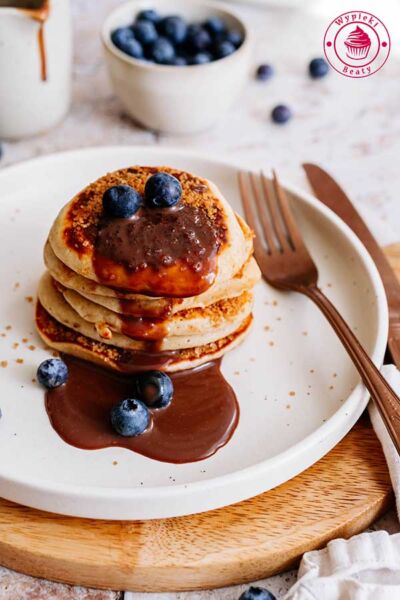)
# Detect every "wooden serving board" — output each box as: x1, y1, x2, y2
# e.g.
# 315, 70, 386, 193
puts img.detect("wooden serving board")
0, 244, 399, 593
